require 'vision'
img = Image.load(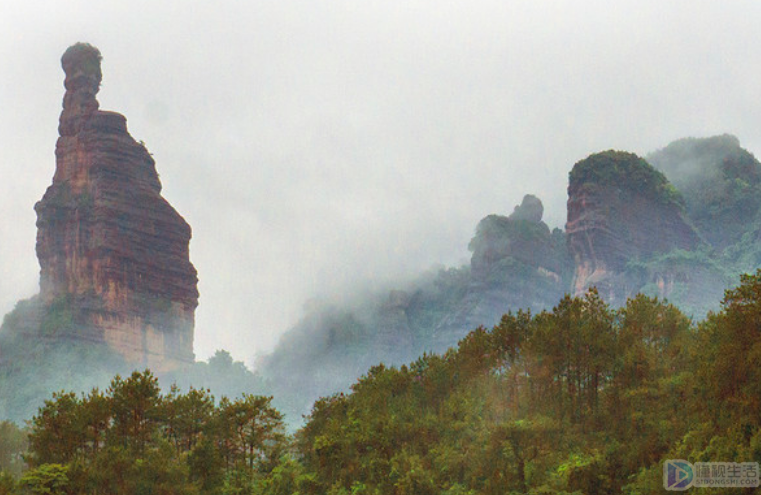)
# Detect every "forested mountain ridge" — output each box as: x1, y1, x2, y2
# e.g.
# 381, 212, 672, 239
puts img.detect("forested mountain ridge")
261, 134, 761, 421
3, 134, 761, 493
6, 272, 761, 494
3, 133, 758, 427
